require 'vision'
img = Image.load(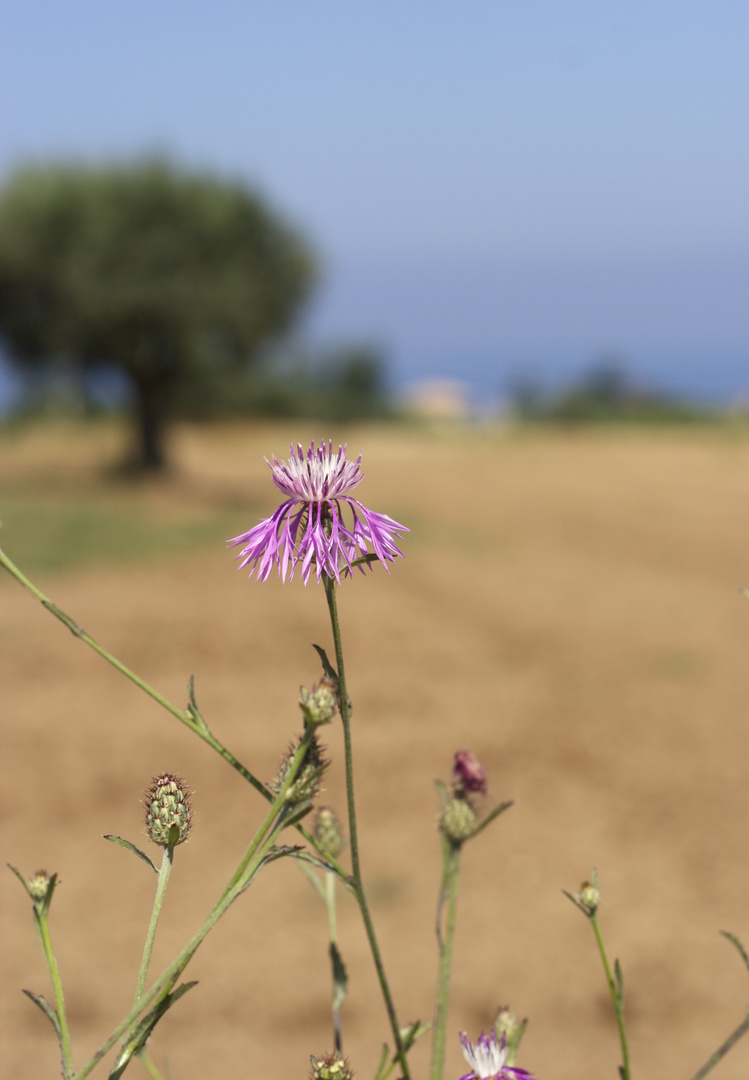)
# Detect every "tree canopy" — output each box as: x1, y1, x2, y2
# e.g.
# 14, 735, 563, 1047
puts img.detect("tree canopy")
0, 160, 317, 467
